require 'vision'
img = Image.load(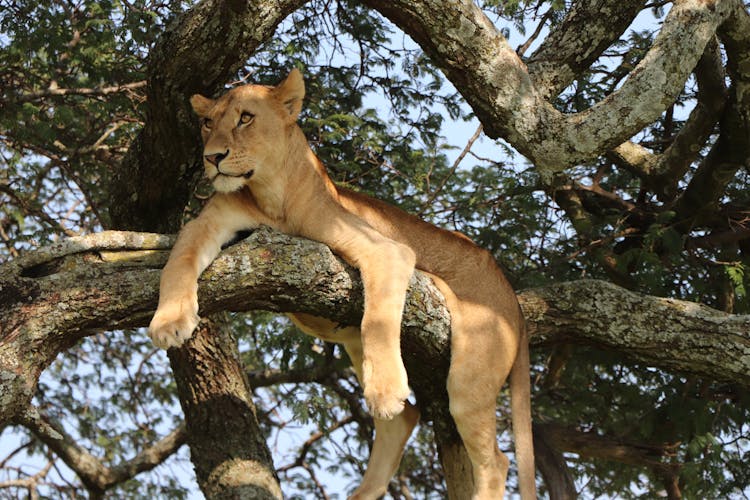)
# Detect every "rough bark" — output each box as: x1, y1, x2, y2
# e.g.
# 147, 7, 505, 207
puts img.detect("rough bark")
3, 228, 749, 426
672, 6, 750, 225
436, 440, 475, 499
521, 279, 750, 388
363, 0, 745, 179
609, 38, 728, 203
532, 424, 577, 500
168, 318, 282, 499
526, 0, 647, 98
